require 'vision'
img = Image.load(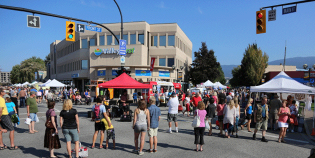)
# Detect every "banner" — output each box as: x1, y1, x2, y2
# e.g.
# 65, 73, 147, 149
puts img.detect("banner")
135, 70, 151, 76
159, 71, 170, 77
178, 72, 183, 80
150, 57, 156, 71
97, 70, 106, 76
